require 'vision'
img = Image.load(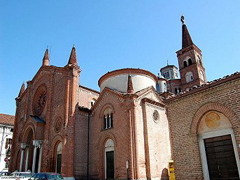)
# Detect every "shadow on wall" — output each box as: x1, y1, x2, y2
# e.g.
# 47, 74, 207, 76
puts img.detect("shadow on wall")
161, 168, 169, 180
